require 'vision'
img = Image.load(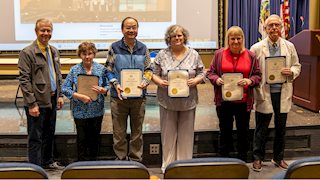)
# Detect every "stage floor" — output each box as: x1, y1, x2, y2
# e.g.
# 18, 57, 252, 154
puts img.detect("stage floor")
0, 79, 319, 134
